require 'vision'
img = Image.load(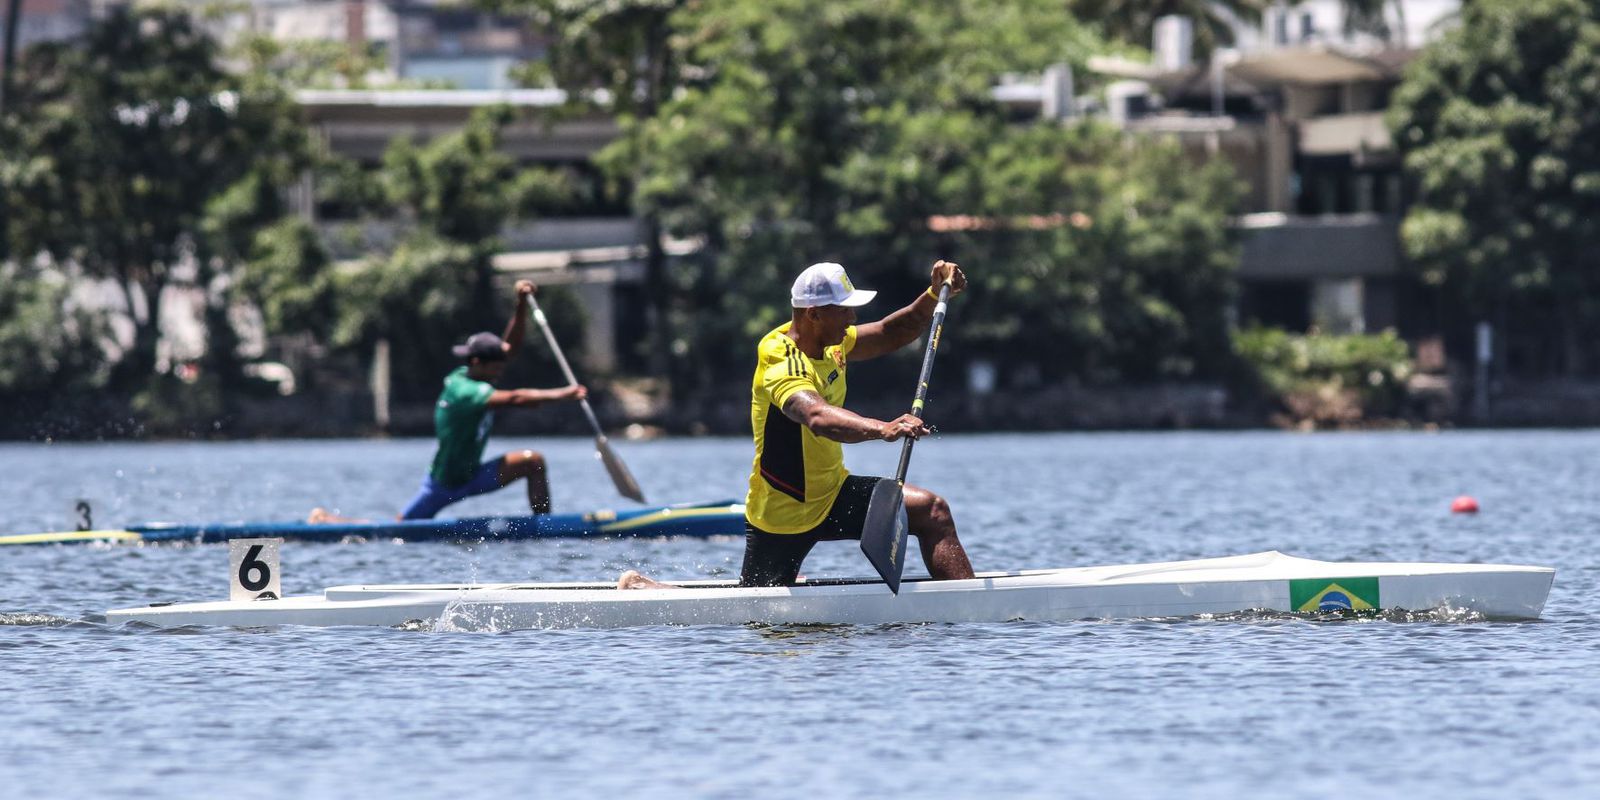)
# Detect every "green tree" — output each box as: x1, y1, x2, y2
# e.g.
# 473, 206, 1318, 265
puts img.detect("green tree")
331, 106, 573, 398
236, 217, 339, 341
0, 264, 114, 437
1389, 0, 1600, 375
1234, 326, 1412, 425
235, 34, 389, 90
618, 0, 1243, 396
481, 0, 1242, 403
1, 6, 311, 389
197, 34, 325, 393
956, 124, 1242, 383
0, 264, 108, 395
483, 0, 689, 378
